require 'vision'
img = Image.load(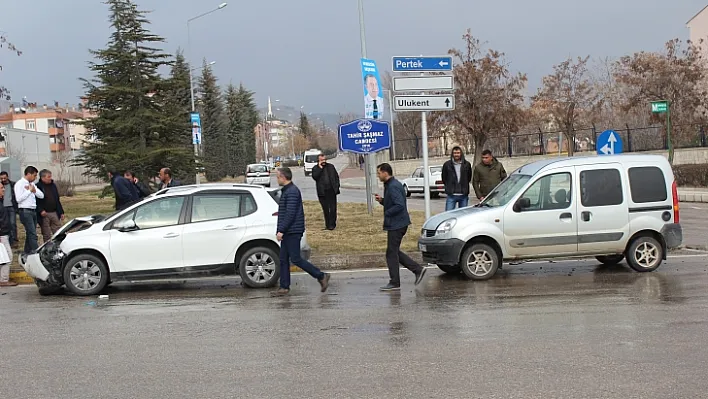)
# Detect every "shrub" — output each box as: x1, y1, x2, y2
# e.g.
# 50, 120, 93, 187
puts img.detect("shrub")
55, 179, 75, 197
672, 164, 708, 187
